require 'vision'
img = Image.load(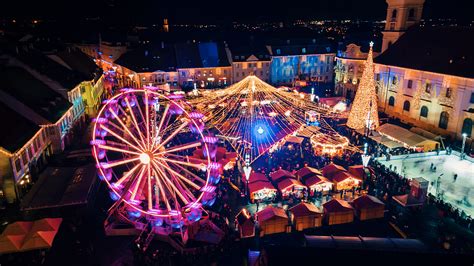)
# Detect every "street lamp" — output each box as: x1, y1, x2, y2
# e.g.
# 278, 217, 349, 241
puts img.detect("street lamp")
461, 133, 468, 160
